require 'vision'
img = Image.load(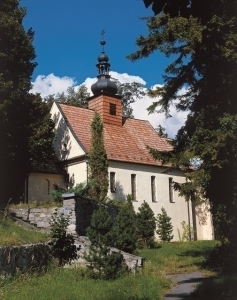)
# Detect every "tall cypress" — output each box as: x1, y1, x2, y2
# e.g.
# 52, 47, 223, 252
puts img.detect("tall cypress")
88, 112, 109, 201
0, 0, 37, 206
